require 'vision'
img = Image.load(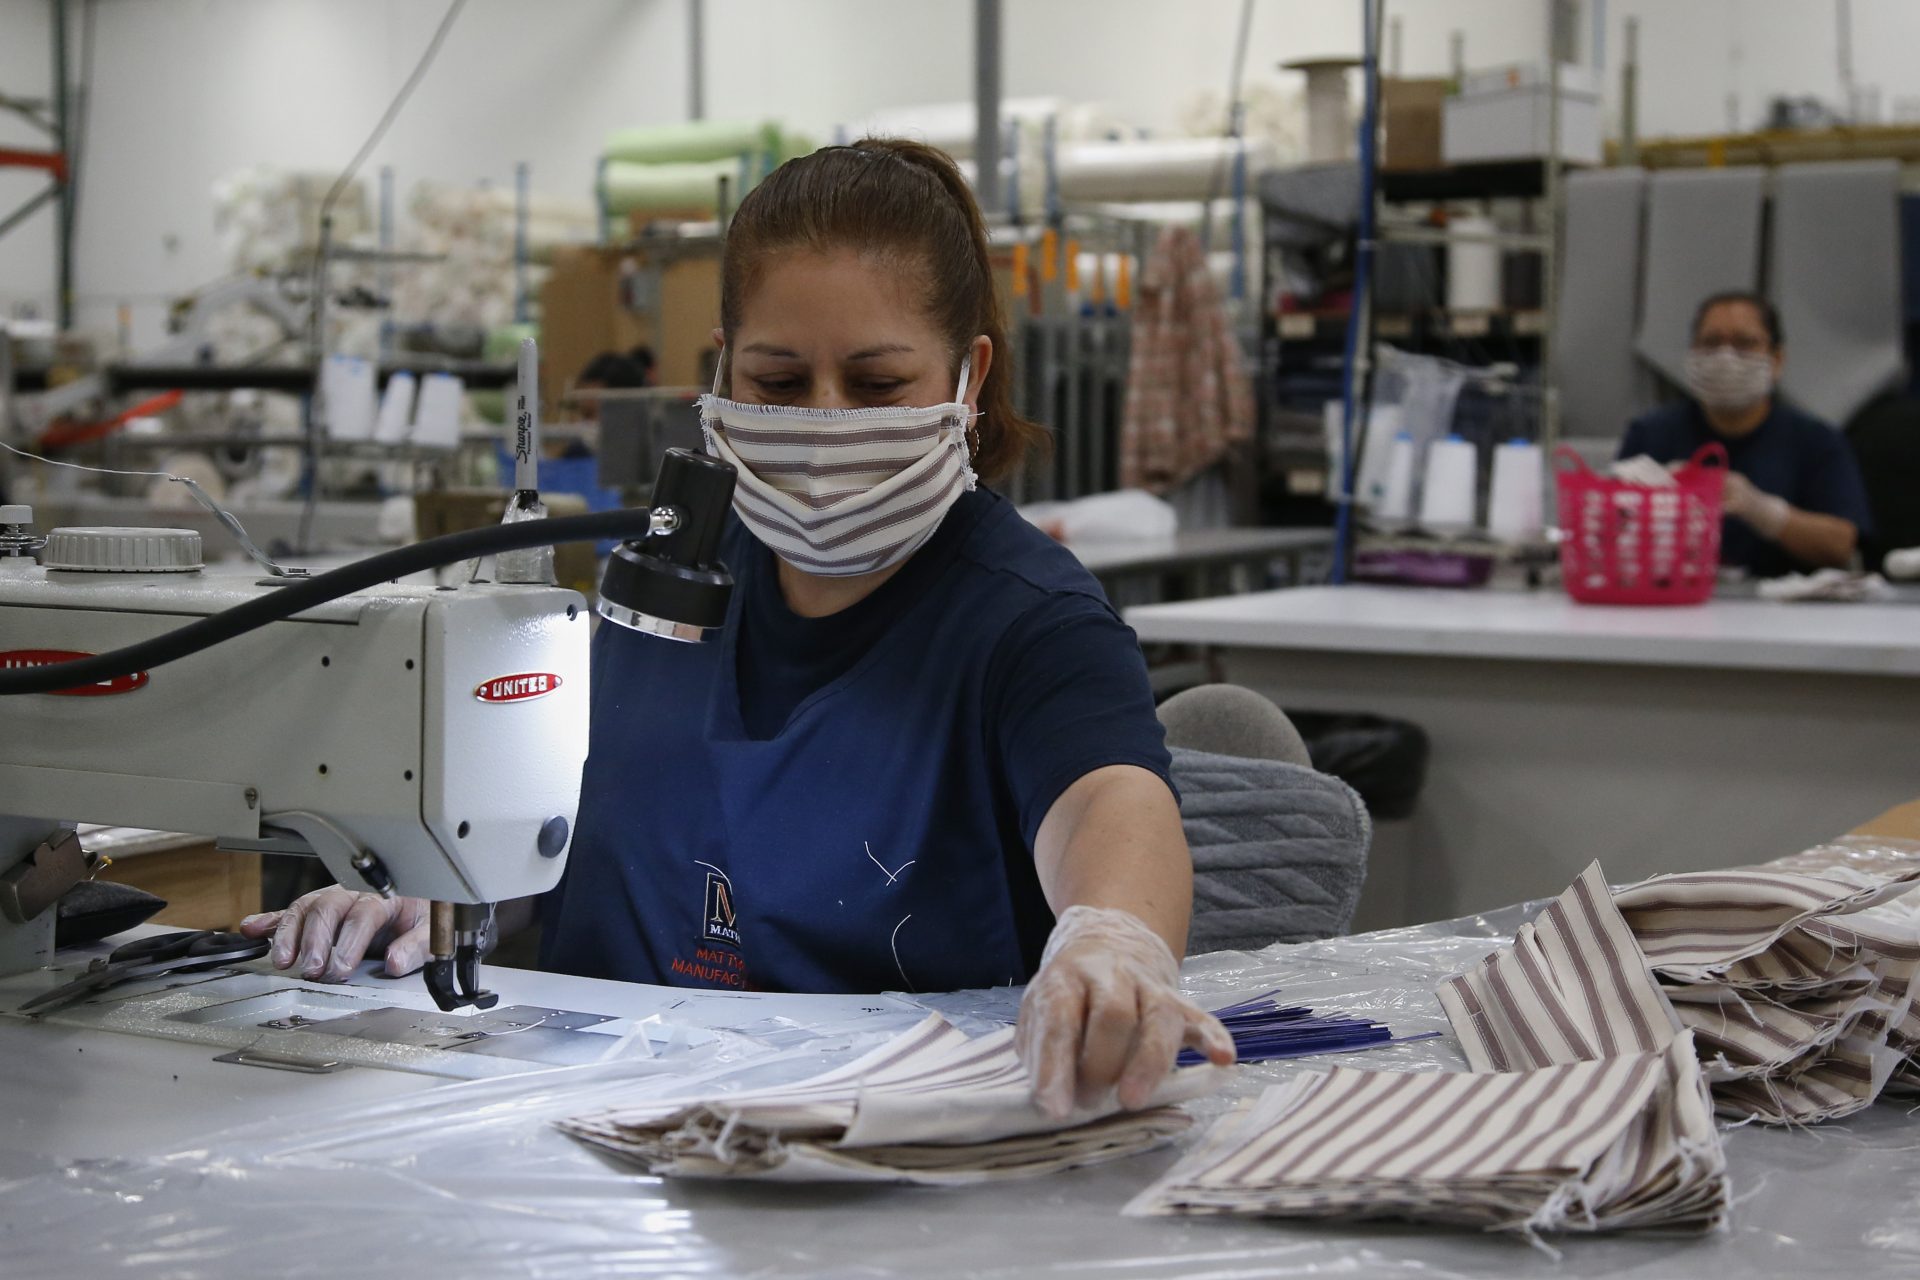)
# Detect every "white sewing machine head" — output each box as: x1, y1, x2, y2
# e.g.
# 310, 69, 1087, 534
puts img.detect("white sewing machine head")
0, 519, 589, 990
0, 443, 734, 1011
